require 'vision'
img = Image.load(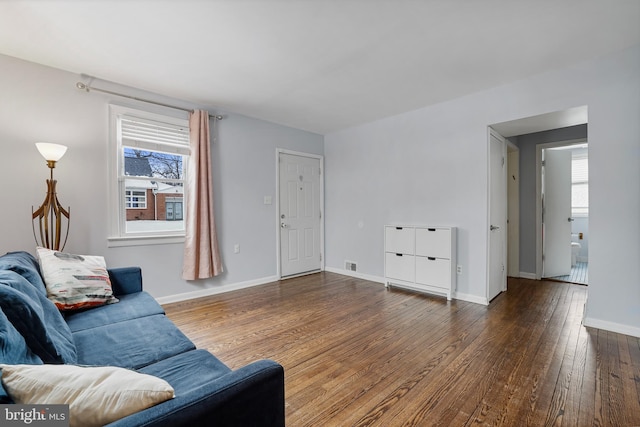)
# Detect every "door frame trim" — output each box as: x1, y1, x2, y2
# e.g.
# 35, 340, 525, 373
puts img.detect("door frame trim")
535, 138, 587, 279
275, 148, 325, 279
